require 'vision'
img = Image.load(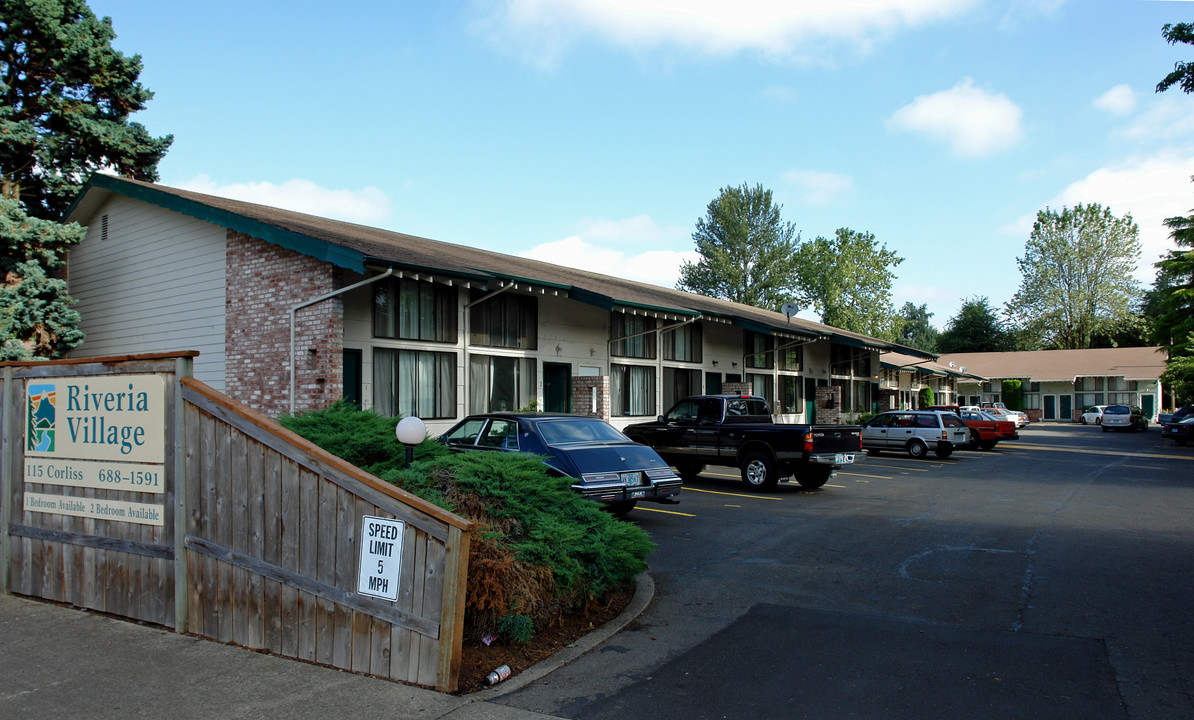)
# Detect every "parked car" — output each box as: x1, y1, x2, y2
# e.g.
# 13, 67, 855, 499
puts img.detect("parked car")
860, 410, 971, 459
1080, 405, 1107, 425
438, 412, 681, 514
1100, 405, 1147, 432
1158, 405, 1194, 426
958, 409, 1019, 450
1161, 415, 1194, 445
980, 401, 1029, 428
